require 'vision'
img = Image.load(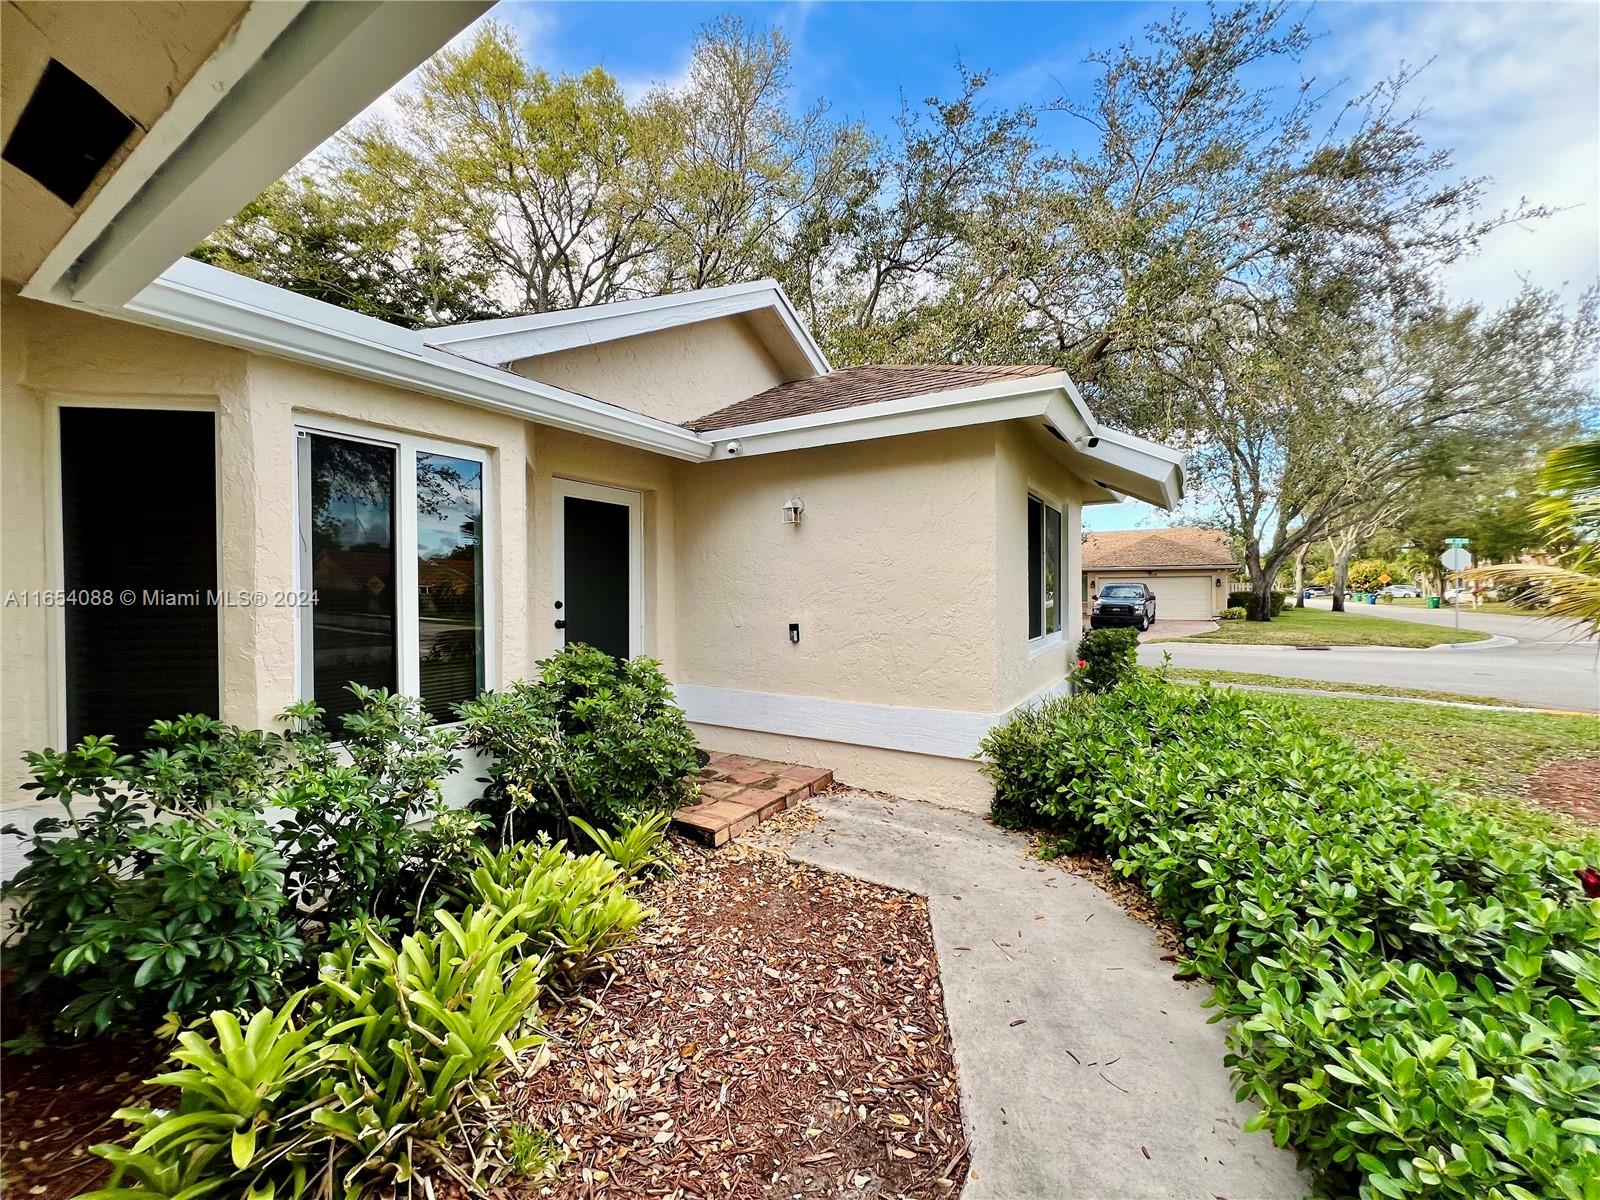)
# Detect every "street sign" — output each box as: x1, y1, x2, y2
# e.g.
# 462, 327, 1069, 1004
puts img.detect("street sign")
1379, 572, 1392, 584
1445, 537, 1470, 547
1440, 547, 1472, 571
